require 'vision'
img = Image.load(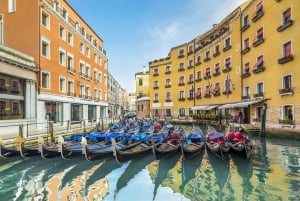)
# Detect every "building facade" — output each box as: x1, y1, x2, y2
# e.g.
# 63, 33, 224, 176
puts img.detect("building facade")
149, 0, 299, 129
0, 0, 109, 132
135, 68, 150, 118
